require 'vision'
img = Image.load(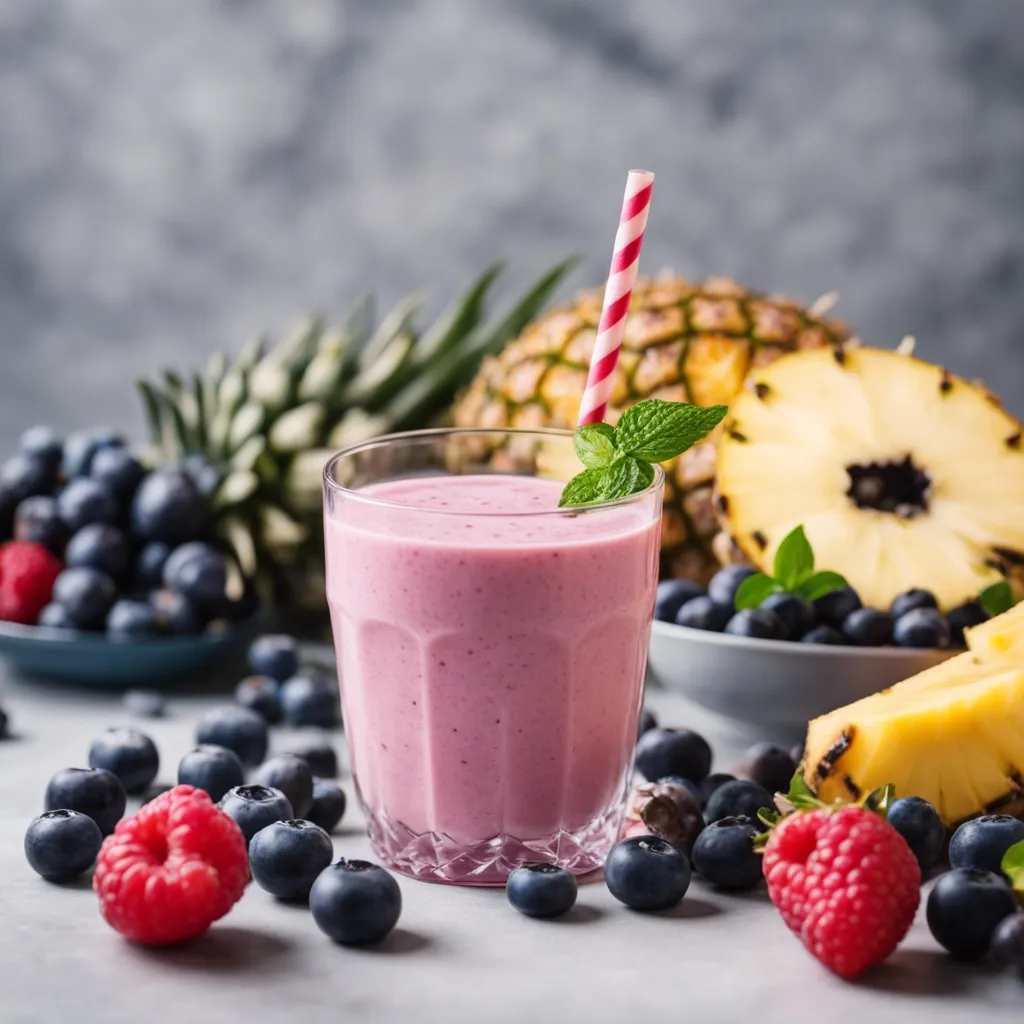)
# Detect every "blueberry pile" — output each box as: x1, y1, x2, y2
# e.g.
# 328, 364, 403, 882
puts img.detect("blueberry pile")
0, 425, 256, 638
656, 567, 989, 649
